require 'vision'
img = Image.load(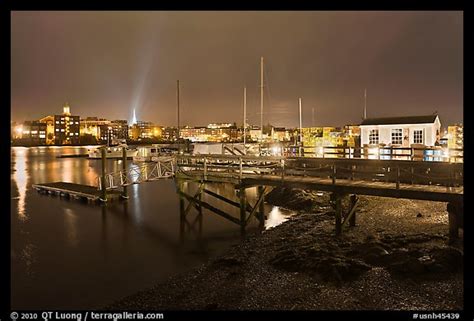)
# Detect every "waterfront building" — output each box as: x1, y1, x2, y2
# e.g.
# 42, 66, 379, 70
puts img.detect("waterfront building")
128, 121, 161, 140
38, 115, 55, 145
360, 114, 441, 147
447, 124, 463, 149
15, 120, 47, 145
162, 127, 179, 141
98, 120, 130, 143
53, 103, 80, 145
271, 127, 291, 142
179, 124, 239, 142
80, 117, 111, 139
39, 103, 80, 145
